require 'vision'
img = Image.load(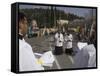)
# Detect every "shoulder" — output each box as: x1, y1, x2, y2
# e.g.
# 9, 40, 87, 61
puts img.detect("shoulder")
19, 39, 32, 51
55, 33, 58, 37
60, 33, 63, 36
82, 44, 95, 54
69, 34, 73, 37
